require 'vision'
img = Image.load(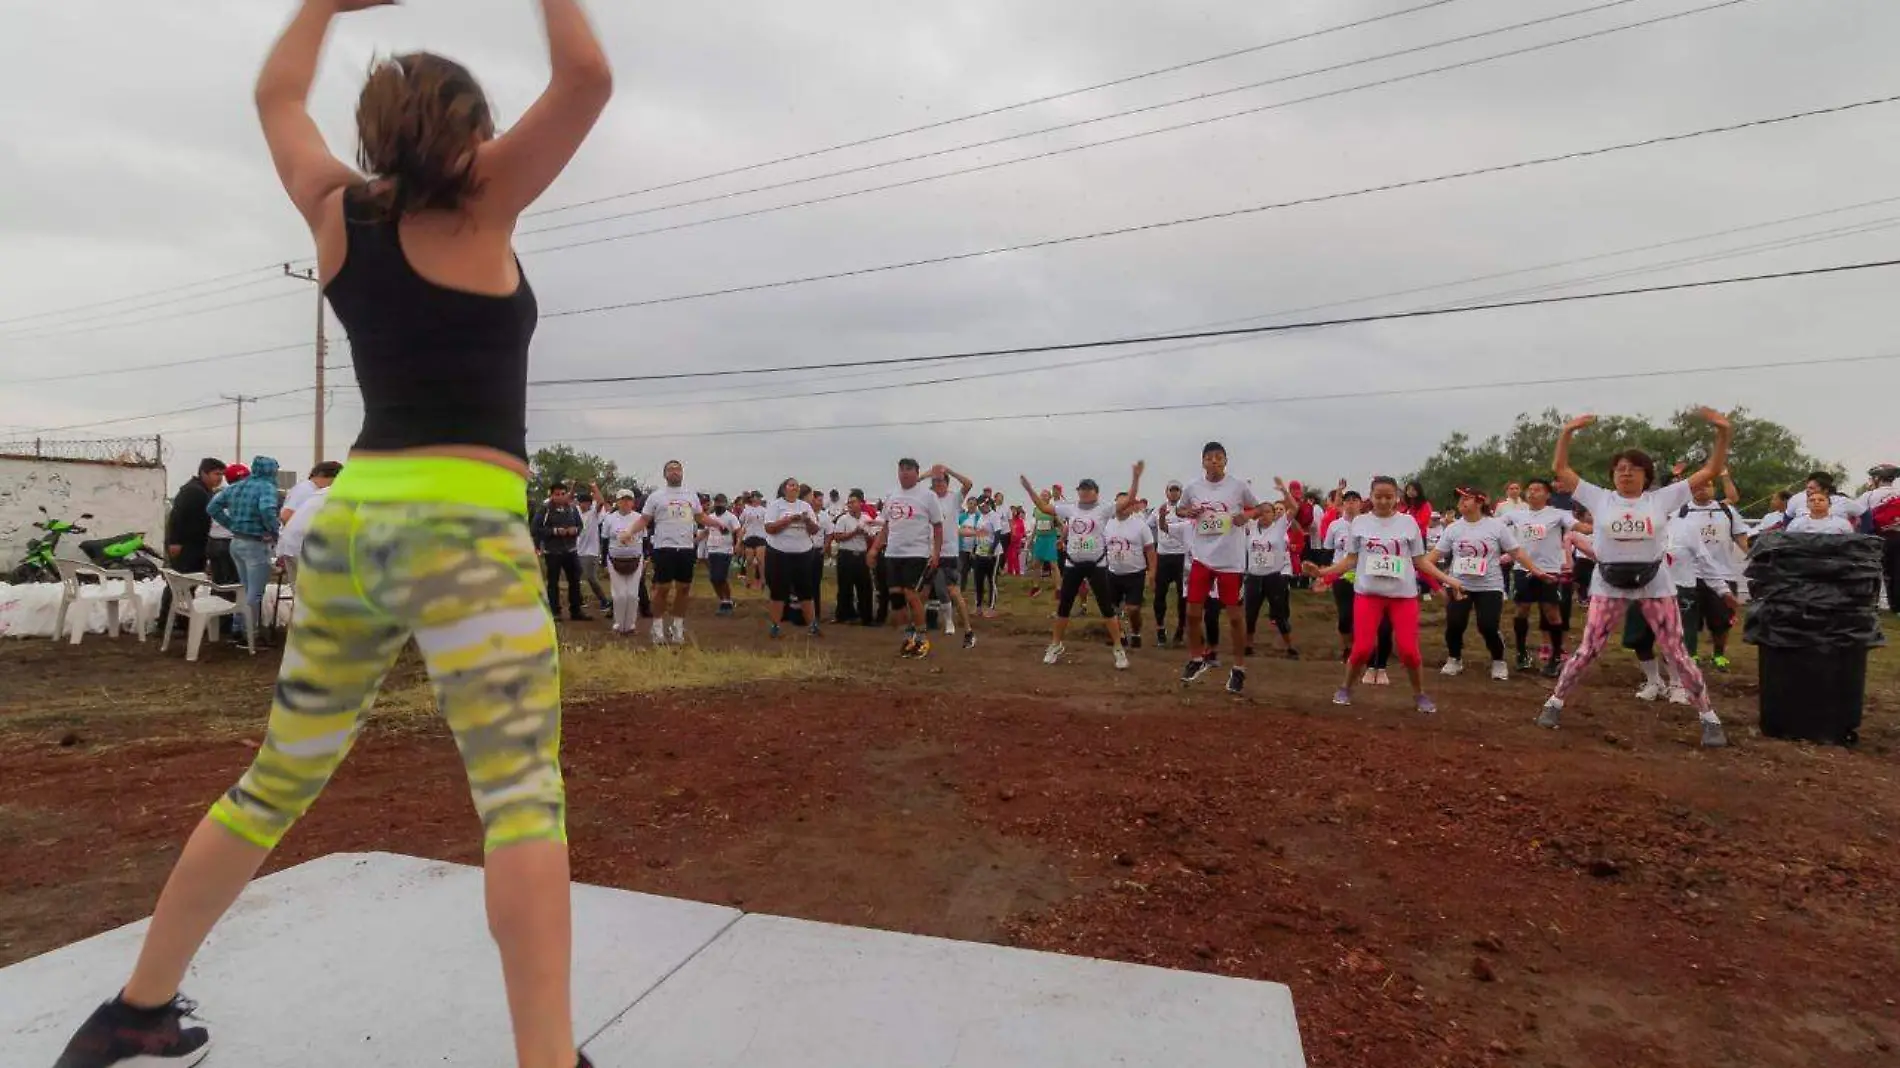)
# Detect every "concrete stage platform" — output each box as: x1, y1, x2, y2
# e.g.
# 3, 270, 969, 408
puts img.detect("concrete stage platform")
1, 852, 1305, 1067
